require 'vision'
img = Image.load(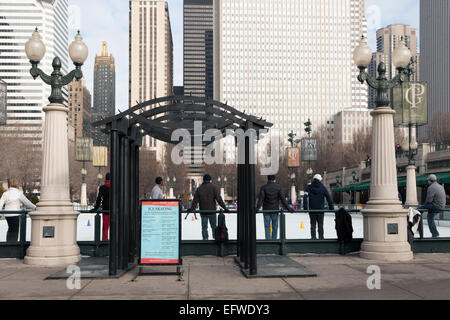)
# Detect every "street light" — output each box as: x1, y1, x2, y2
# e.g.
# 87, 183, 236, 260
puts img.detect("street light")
24, 29, 88, 266
353, 35, 413, 261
